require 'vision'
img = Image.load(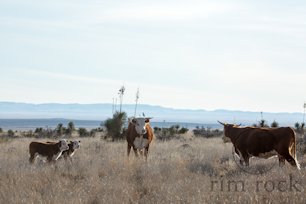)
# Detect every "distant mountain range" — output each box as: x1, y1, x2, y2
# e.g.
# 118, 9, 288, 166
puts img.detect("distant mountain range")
0, 102, 304, 126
